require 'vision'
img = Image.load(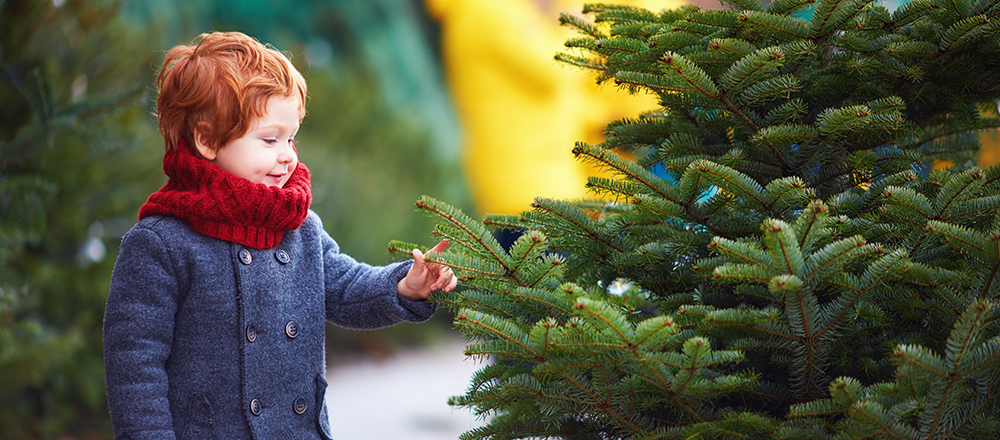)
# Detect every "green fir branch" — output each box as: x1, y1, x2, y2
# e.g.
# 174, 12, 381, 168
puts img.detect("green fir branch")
793, 201, 832, 253
763, 219, 806, 276
687, 160, 768, 209
658, 51, 721, 99
455, 309, 535, 354
972, 0, 1000, 16
553, 52, 606, 71
559, 11, 609, 40
925, 220, 991, 263
916, 300, 994, 438
722, 0, 765, 12
738, 10, 813, 42
416, 196, 509, 263
933, 168, 985, 217
810, 0, 873, 40
938, 14, 994, 52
